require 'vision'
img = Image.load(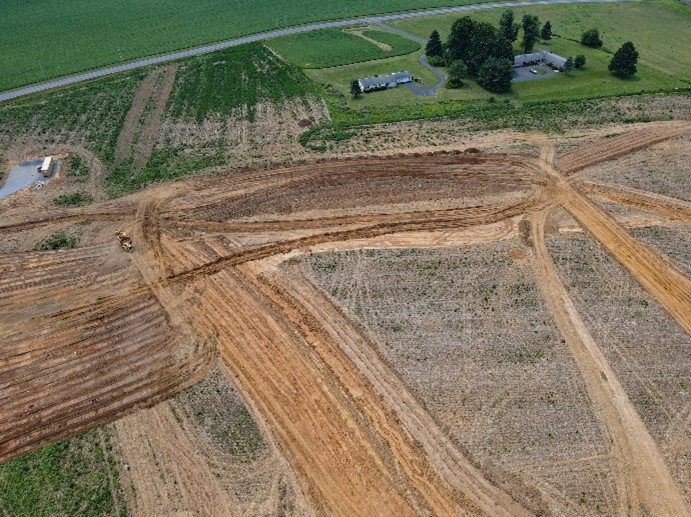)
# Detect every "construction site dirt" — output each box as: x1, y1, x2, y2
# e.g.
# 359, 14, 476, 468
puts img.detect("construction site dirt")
1, 121, 690, 516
